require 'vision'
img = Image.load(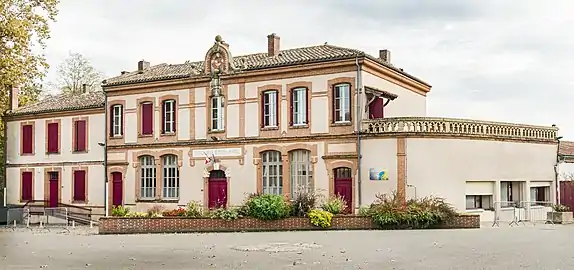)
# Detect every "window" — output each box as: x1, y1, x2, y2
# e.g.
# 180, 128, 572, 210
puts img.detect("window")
333, 83, 351, 123
73, 170, 86, 202
211, 96, 224, 131
289, 149, 312, 195
368, 97, 385, 119
110, 104, 123, 137
500, 181, 522, 207
21, 124, 33, 154
162, 155, 179, 199
21, 171, 33, 201
162, 99, 176, 134
262, 151, 283, 195
261, 91, 278, 127
465, 195, 492, 210
73, 120, 87, 152
47, 122, 59, 153
139, 155, 156, 199
530, 186, 549, 205
290, 88, 307, 126
140, 102, 154, 135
